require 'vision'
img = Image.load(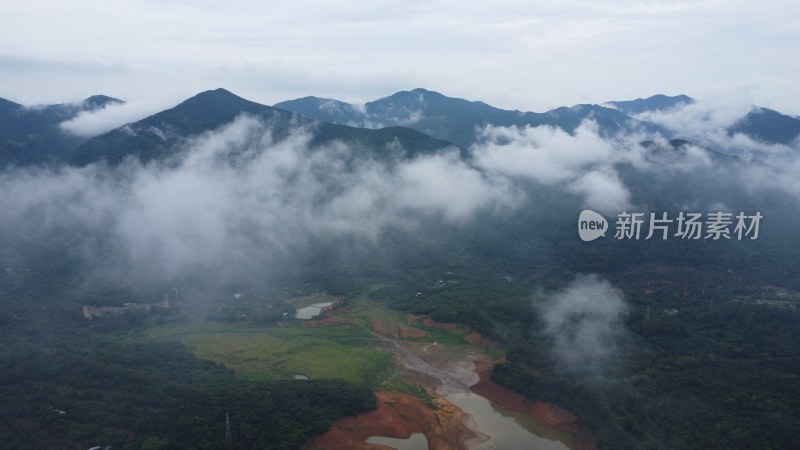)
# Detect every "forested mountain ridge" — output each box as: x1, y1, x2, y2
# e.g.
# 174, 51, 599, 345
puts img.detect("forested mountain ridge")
276, 90, 800, 148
